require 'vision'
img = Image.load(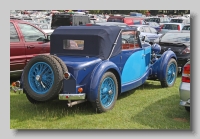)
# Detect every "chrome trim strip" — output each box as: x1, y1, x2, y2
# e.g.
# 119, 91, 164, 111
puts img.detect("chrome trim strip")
10, 70, 23, 73
107, 29, 122, 60
59, 93, 86, 100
